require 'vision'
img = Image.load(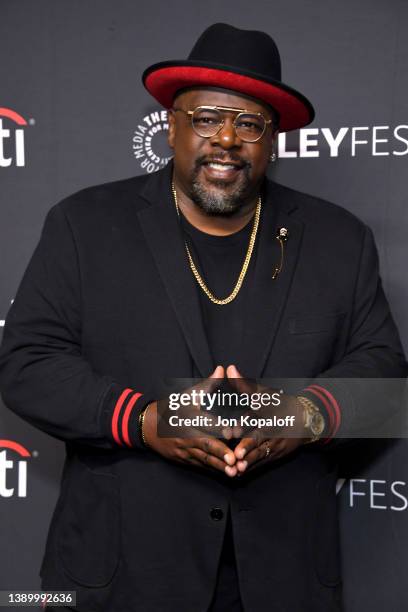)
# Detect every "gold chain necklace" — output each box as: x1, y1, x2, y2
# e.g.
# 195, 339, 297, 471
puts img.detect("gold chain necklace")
171, 182, 261, 305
